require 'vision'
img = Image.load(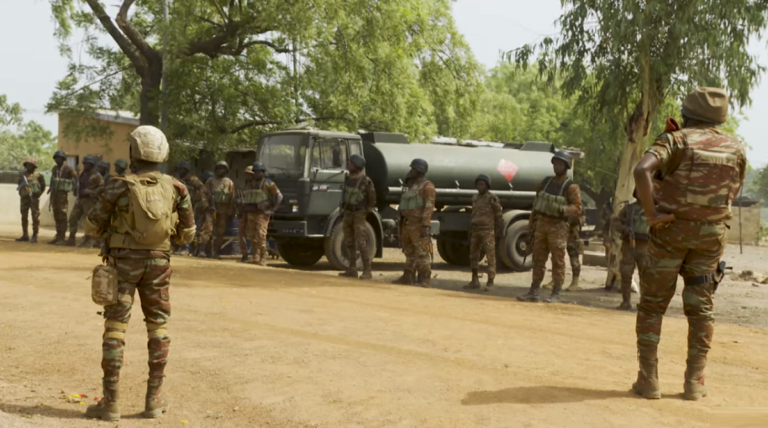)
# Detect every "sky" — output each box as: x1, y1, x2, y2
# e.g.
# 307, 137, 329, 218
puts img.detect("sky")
1, 0, 767, 167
